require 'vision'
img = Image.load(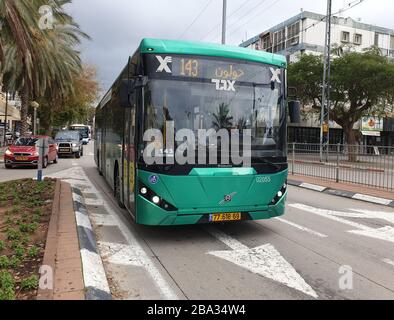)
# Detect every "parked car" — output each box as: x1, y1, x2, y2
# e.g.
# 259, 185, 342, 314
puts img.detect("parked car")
55, 130, 84, 158
4, 136, 58, 169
